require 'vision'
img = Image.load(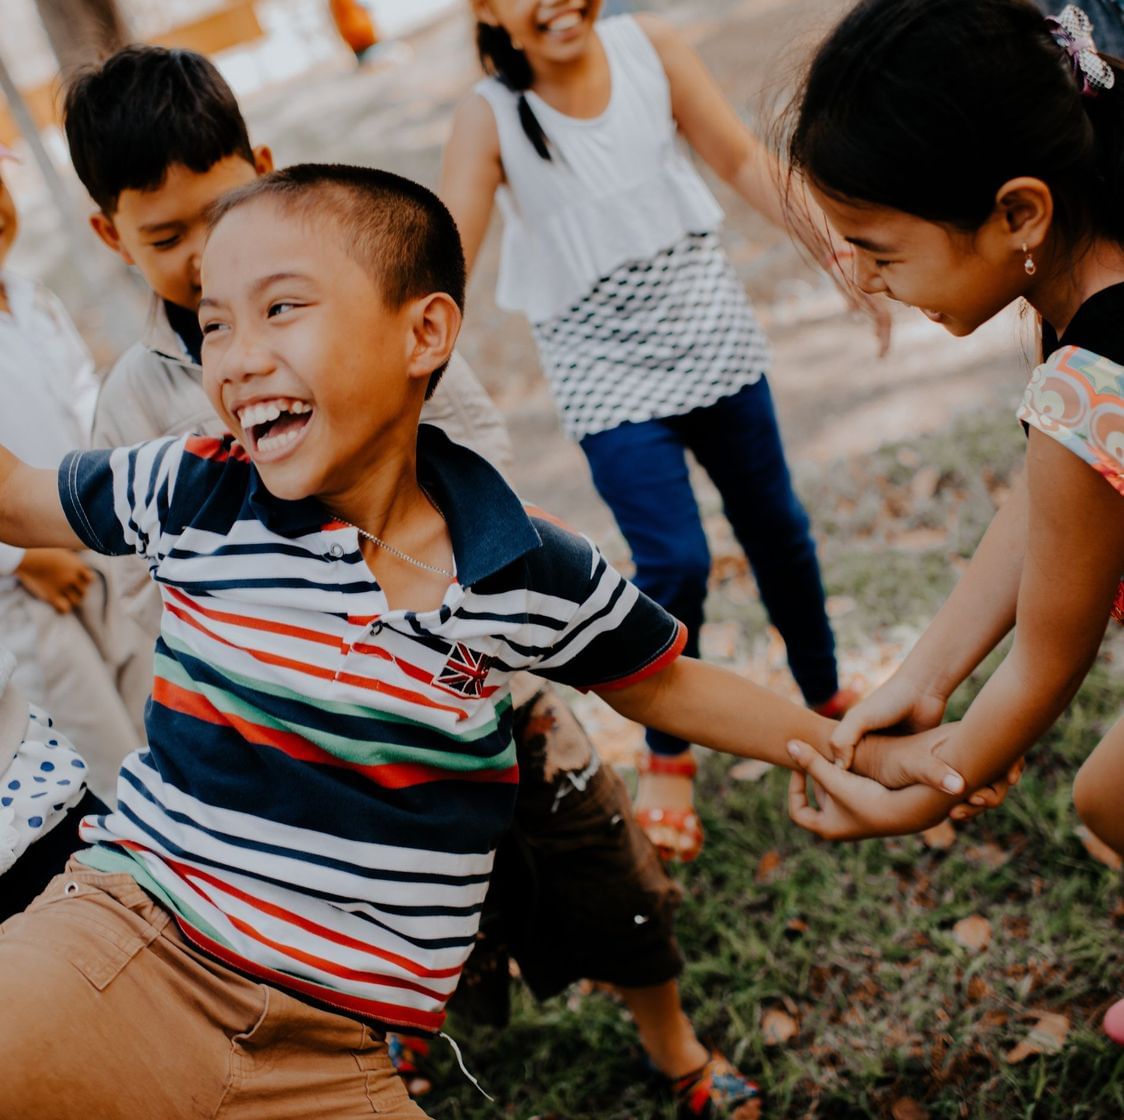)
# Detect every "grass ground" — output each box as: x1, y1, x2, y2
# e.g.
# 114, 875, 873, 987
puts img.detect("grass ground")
421, 408, 1124, 1119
